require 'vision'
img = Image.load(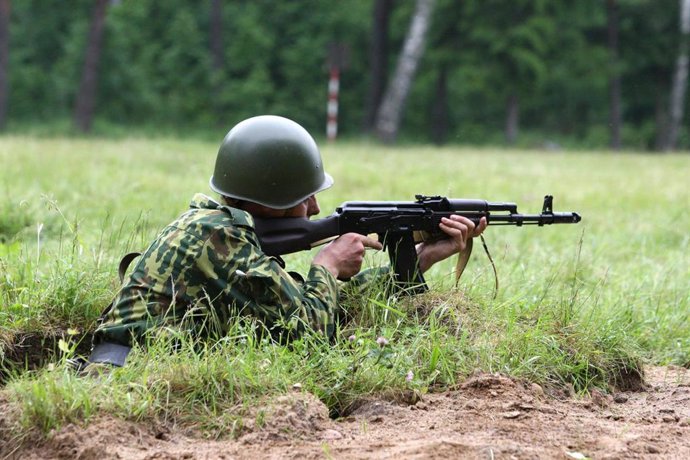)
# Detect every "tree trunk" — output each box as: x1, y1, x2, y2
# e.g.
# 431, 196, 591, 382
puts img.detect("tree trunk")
209, 0, 224, 123
364, 0, 393, 131
665, 0, 690, 151
73, 0, 108, 133
374, 0, 435, 143
431, 65, 448, 145
0, 0, 10, 130
607, 0, 622, 150
654, 92, 669, 150
505, 93, 519, 145
210, 0, 223, 72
